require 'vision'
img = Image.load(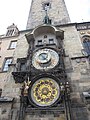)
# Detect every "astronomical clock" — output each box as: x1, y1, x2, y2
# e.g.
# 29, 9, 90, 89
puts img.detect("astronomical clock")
28, 45, 63, 108
32, 48, 59, 70
12, 25, 68, 117
26, 25, 65, 109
